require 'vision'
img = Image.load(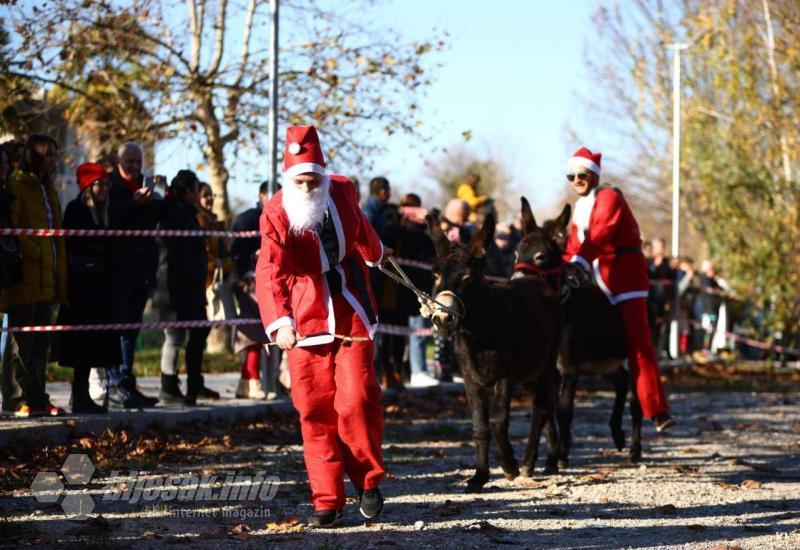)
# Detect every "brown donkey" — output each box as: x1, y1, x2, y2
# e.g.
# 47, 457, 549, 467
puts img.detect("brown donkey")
513, 198, 643, 465
426, 213, 564, 492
